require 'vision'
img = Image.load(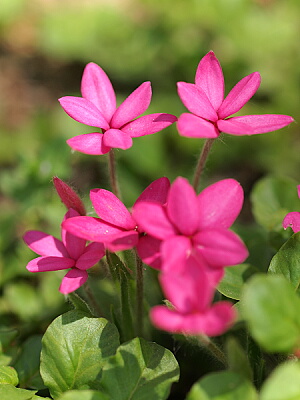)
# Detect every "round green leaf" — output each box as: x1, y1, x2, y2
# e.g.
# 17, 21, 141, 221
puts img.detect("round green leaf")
269, 232, 300, 290
99, 337, 179, 400
241, 275, 300, 352
40, 310, 120, 399
57, 389, 109, 400
0, 366, 19, 386
186, 371, 257, 400
218, 264, 256, 300
260, 361, 300, 400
